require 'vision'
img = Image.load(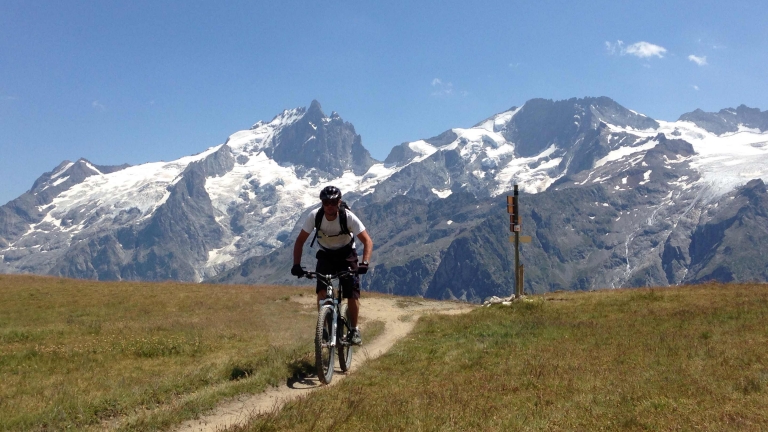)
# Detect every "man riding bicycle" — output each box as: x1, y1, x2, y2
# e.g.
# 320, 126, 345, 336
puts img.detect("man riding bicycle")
291, 185, 373, 345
